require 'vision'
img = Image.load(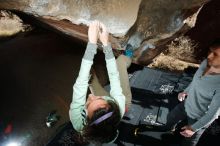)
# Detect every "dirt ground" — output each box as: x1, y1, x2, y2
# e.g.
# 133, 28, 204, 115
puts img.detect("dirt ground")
0, 28, 89, 146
